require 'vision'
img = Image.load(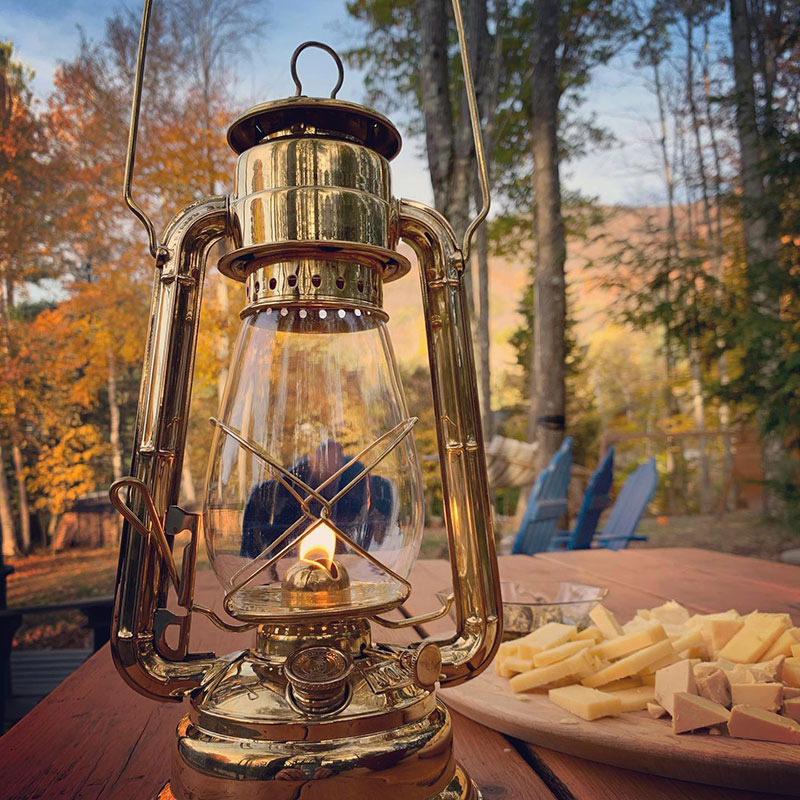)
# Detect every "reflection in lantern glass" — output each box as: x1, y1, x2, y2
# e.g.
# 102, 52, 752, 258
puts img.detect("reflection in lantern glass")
203, 304, 424, 620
